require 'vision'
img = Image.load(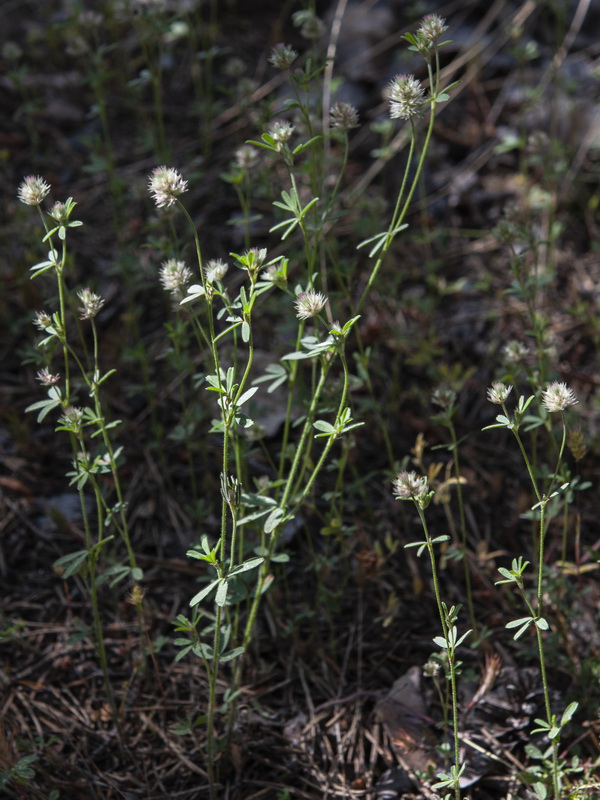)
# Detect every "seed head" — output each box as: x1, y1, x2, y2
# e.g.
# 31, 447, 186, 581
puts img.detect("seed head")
387, 74, 425, 120
542, 382, 577, 413
127, 585, 145, 607
294, 289, 327, 320
159, 258, 192, 298
77, 288, 105, 320
205, 259, 229, 283
418, 14, 448, 43
329, 102, 359, 132
487, 382, 512, 405
18, 175, 51, 206
567, 429, 586, 461
392, 470, 429, 500
148, 166, 188, 208
36, 367, 60, 386
269, 43, 298, 70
